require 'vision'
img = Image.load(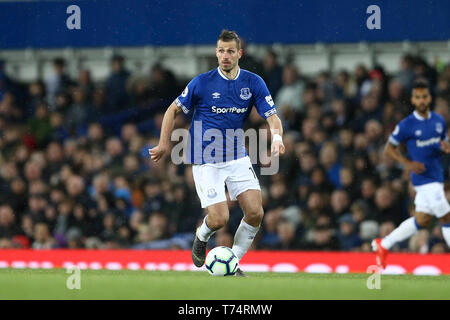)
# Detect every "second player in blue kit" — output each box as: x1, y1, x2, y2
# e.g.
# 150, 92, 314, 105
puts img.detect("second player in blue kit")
373, 80, 450, 268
